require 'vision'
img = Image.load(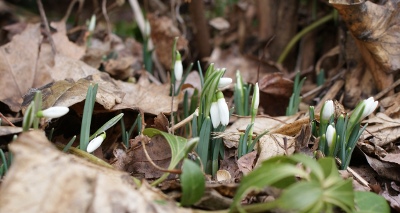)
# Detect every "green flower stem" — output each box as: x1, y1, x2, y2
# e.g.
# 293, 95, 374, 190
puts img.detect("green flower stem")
56, 144, 113, 169
277, 12, 334, 64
